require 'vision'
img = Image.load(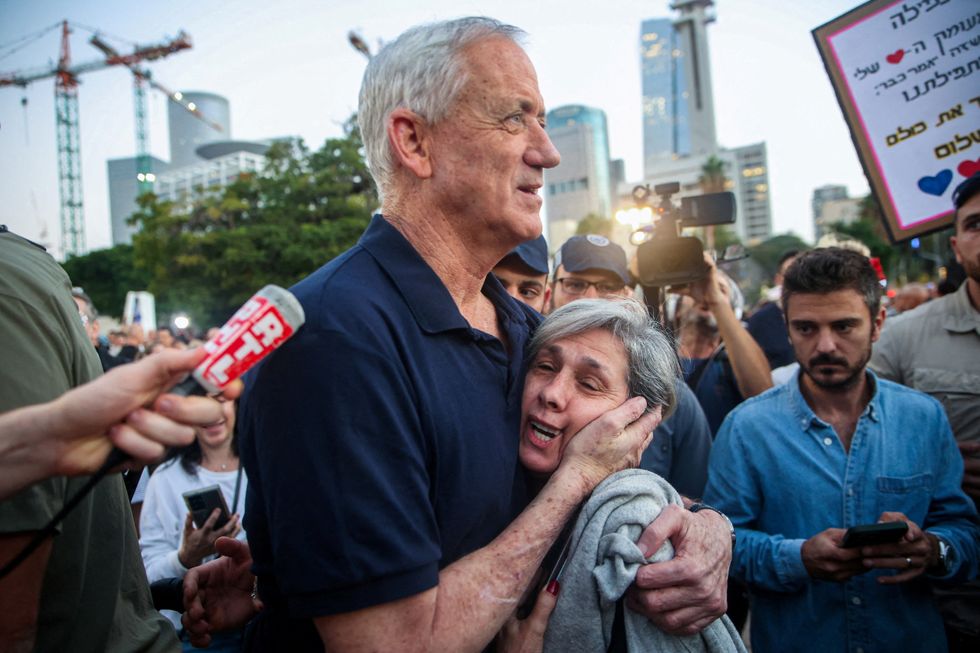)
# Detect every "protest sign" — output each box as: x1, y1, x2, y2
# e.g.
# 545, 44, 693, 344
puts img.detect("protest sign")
814, 0, 980, 242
